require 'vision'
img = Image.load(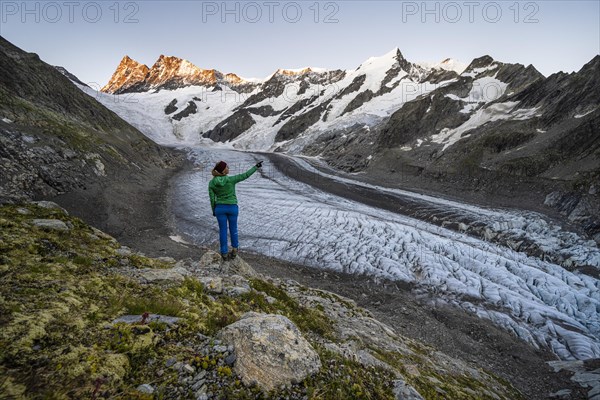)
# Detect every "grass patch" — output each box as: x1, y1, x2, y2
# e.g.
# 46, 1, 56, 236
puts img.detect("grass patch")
303, 346, 395, 400
246, 279, 336, 339
0, 203, 195, 398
